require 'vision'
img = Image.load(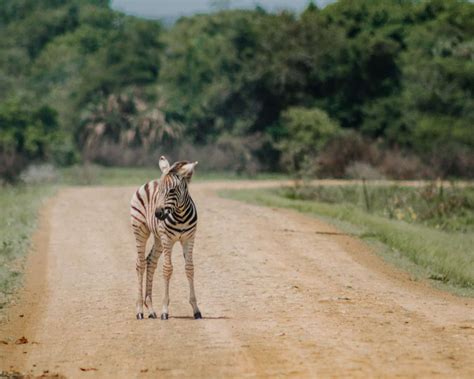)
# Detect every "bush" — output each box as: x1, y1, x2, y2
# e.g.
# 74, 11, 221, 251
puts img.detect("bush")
428, 145, 474, 179
380, 150, 433, 180
0, 149, 25, 184
278, 107, 341, 175
0, 99, 63, 182
78, 90, 181, 165
19, 164, 58, 184
79, 133, 267, 175
177, 134, 266, 175
316, 131, 381, 178
345, 162, 385, 180
315, 131, 436, 180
